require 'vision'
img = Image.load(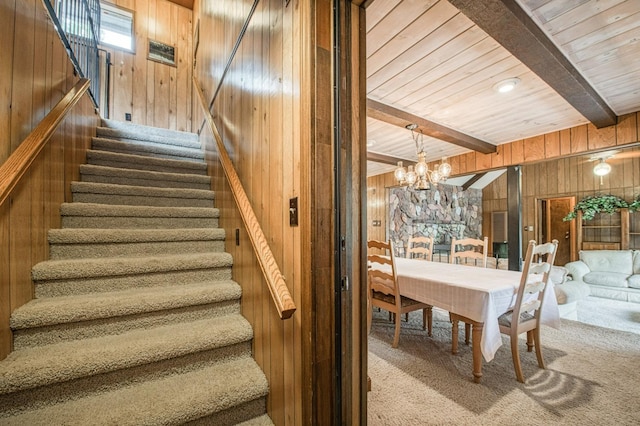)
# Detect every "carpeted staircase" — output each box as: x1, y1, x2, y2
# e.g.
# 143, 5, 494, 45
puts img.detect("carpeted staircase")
0, 120, 272, 425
